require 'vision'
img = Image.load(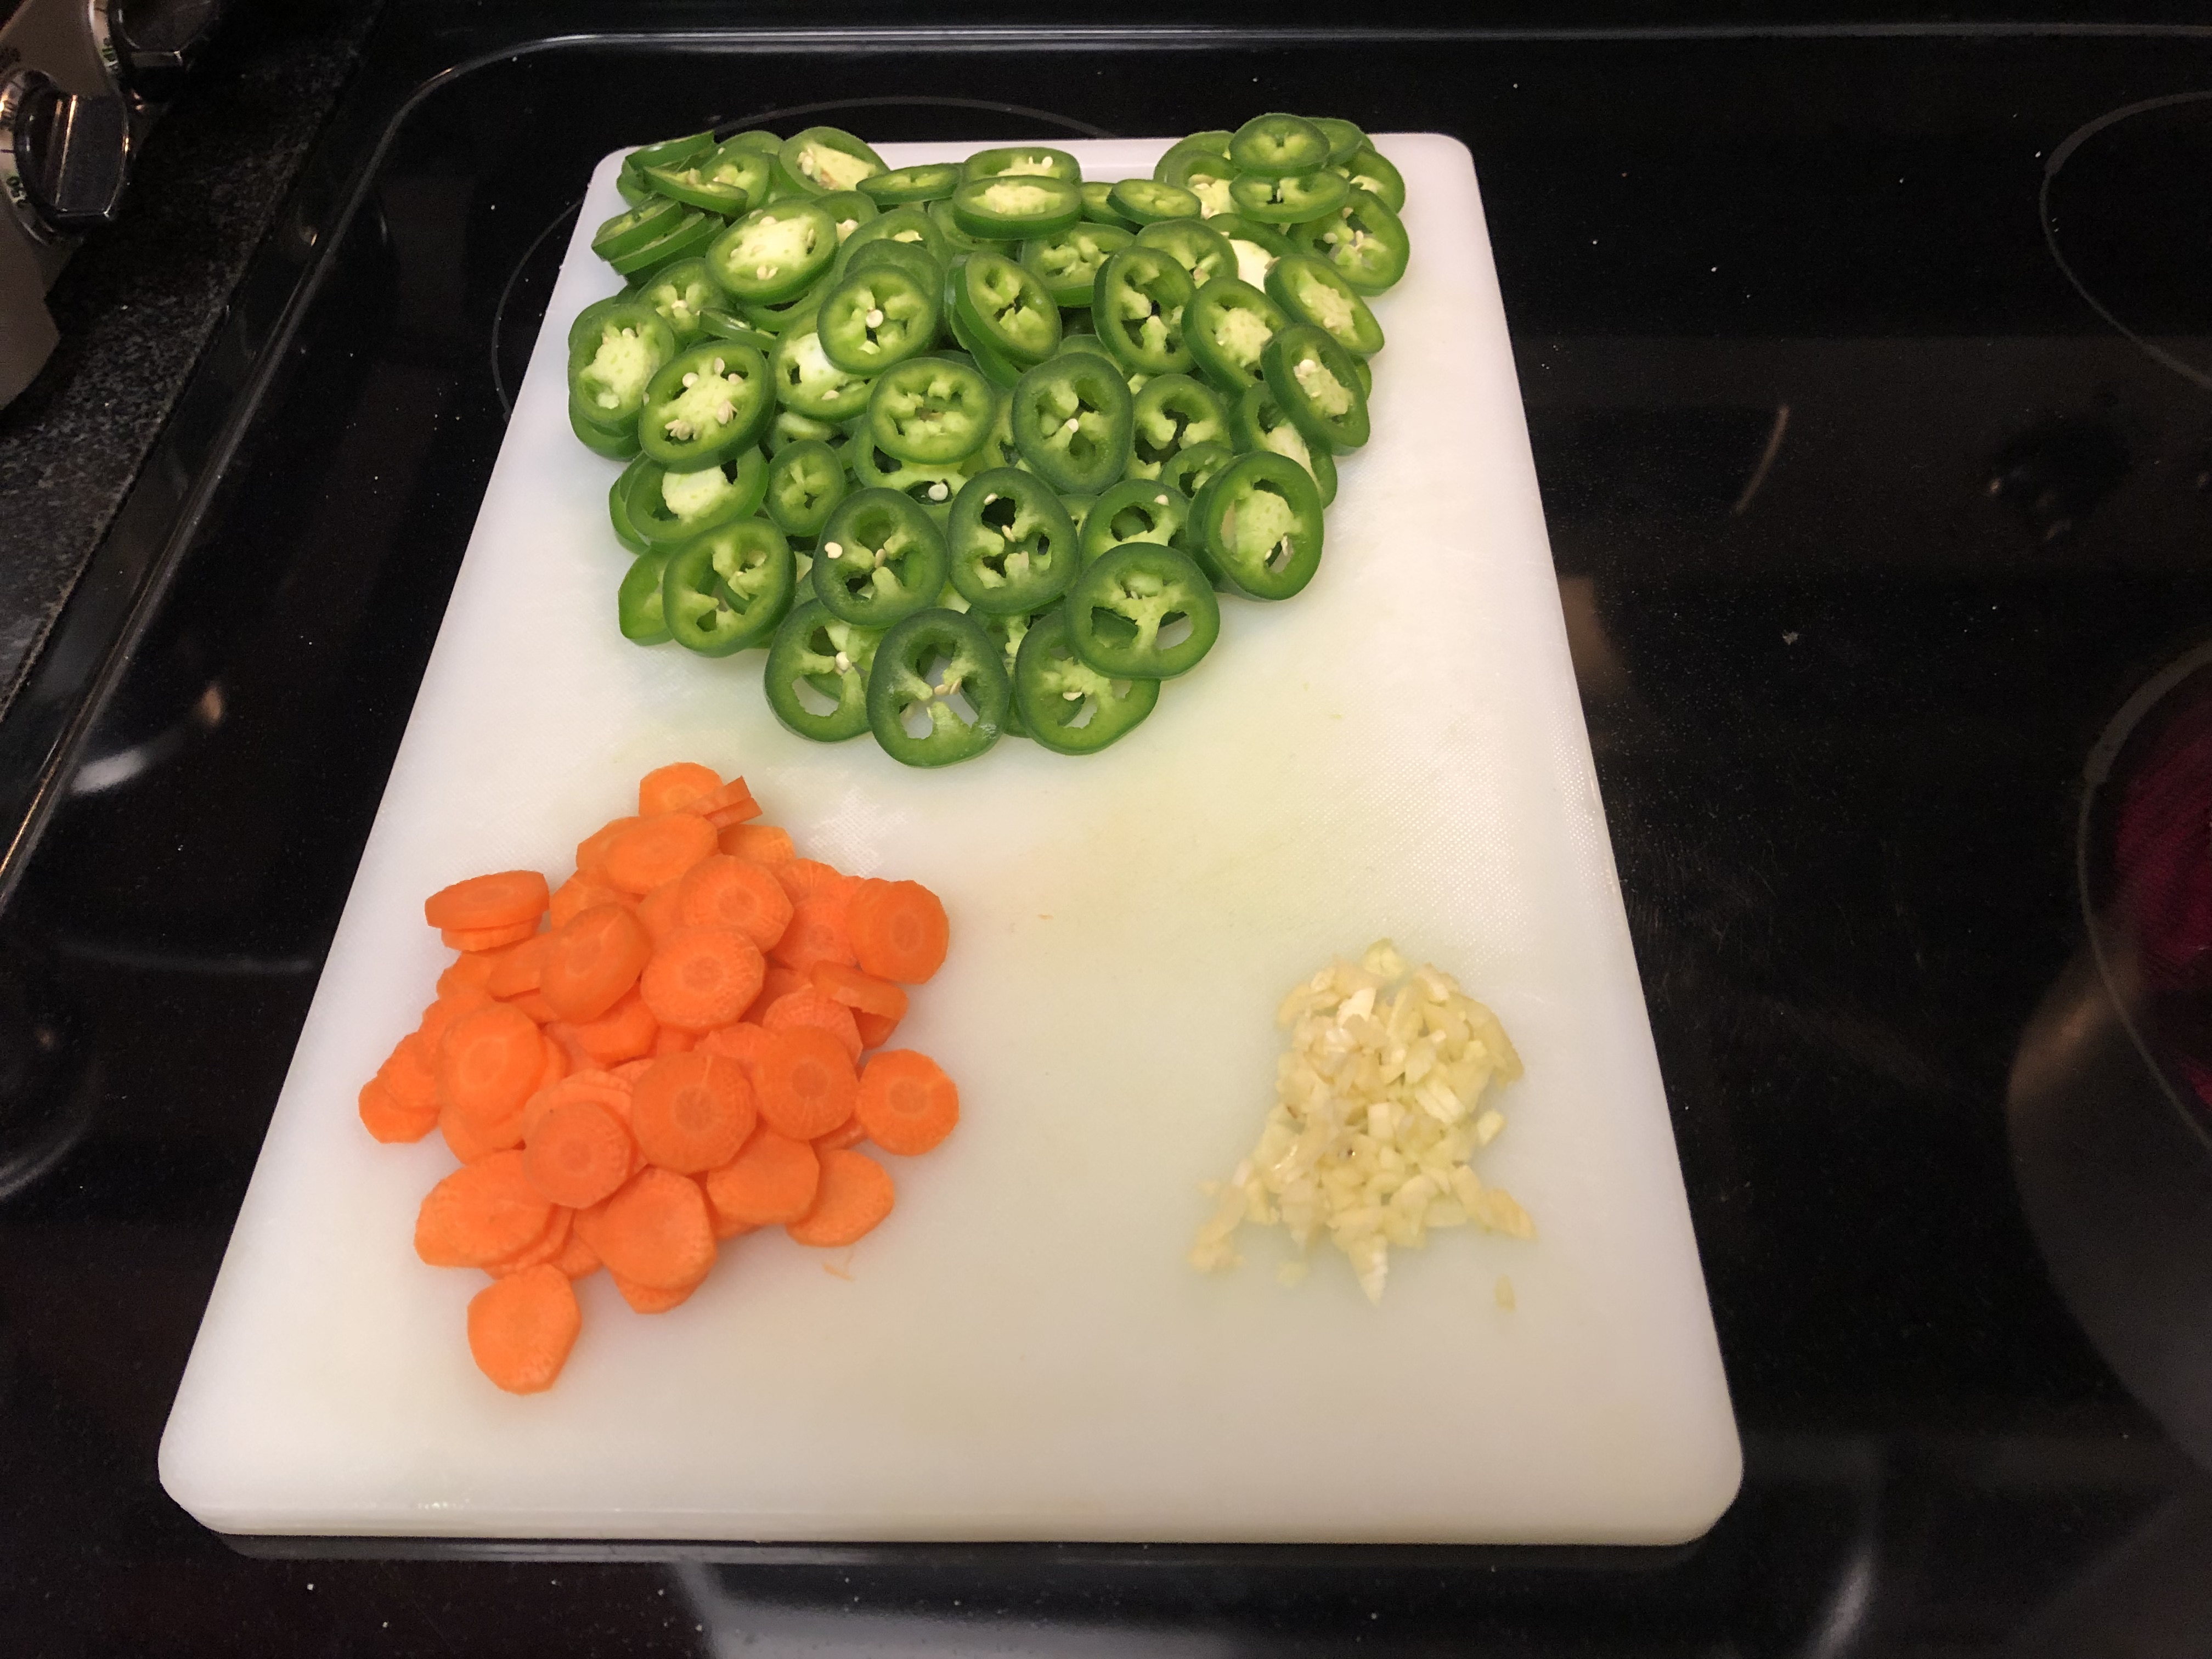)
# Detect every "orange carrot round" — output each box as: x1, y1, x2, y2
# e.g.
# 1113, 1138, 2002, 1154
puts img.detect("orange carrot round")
523, 1097, 635, 1209
555, 1228, 602, 1279
640, 927, 765, 1031
359, 1076, 437, 1143
814, 1115, 868, 1152
768, 893, 857, 975
753, 1026, 859, 1140
704, 1126, 820, 1227
630, 1052, 757, 1174
568, 986, 659, 1067
379, 1031, 439, 1114
484, 1205, 574, 1278
741, 963, 812, 1025
786, 1148, 895, 1247
774, 859, 854, 904
610, 1269, 700, 1313
416, 1152, 552, 1267
540, 903, 652, 1023
810, 961, 909, 1022
592, 1167, 716, 1290
848, 879, 949, 984
519, 1070, 634, 1143
639, 761, 723, 817
636, 876, 688, 944
855, 1050, 960, 1156
652, 1023, 697, 1057
550, 873, 625, 929
440, 919, 541, 953
719, 822, 795, 865
575, 815, 642, 879
439, 1101, 512, 1163
435, 1002, 546, 1124
602, 813, 719, 896
466, 1264, 581, 1393
678, 855, 794, 951
438, 952, 499, 998
425, 870, 551, 933
697, 1022, 774, 1078
761, 989, 863, 1062
487, 935, 549, 999
854, 1009, 900, 1050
